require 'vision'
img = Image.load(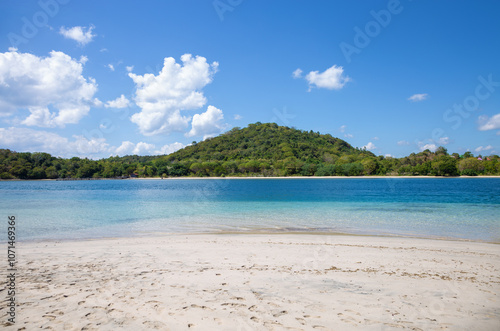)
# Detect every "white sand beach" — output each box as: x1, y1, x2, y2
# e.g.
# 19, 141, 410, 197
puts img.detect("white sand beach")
2, 234, 499, 330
